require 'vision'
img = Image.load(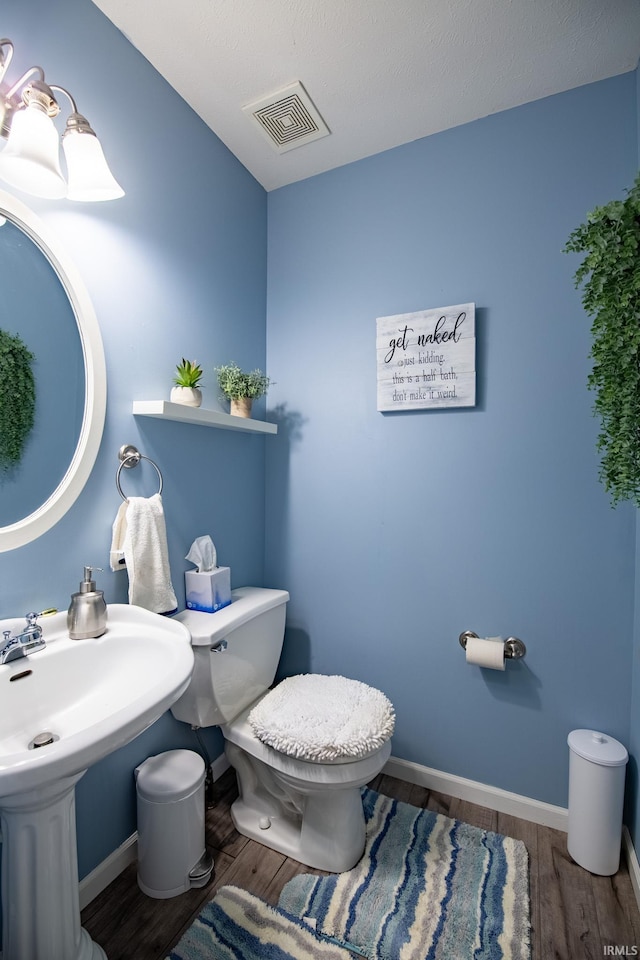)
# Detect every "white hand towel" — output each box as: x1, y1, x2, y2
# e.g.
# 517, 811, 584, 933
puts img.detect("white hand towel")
110, 500, 129, 571
121, 493, 178, 615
